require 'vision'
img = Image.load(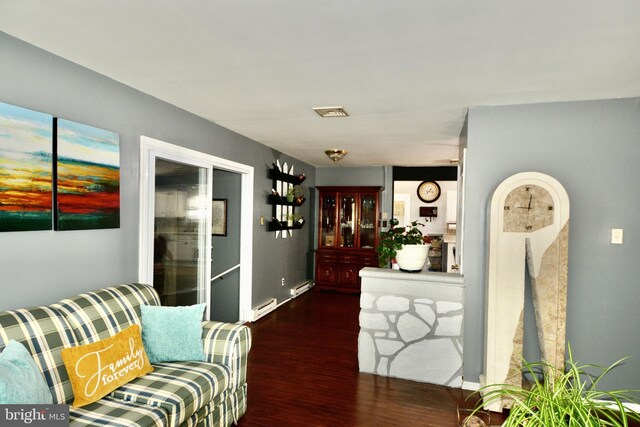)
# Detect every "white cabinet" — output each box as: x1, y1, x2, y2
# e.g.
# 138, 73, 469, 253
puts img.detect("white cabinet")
446, 190, 457, 223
